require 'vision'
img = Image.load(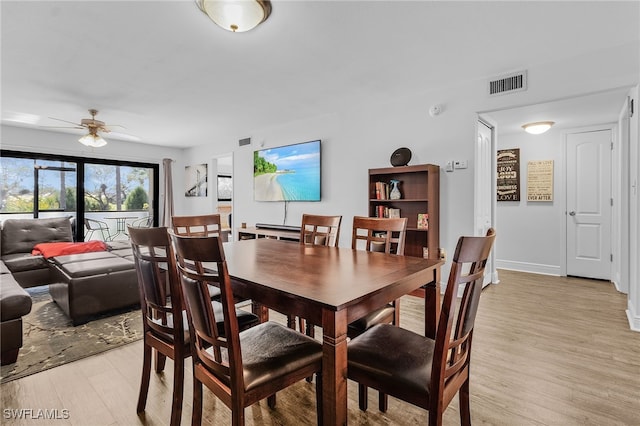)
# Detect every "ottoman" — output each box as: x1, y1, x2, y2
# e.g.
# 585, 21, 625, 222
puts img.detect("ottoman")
49, 251, 139, 325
